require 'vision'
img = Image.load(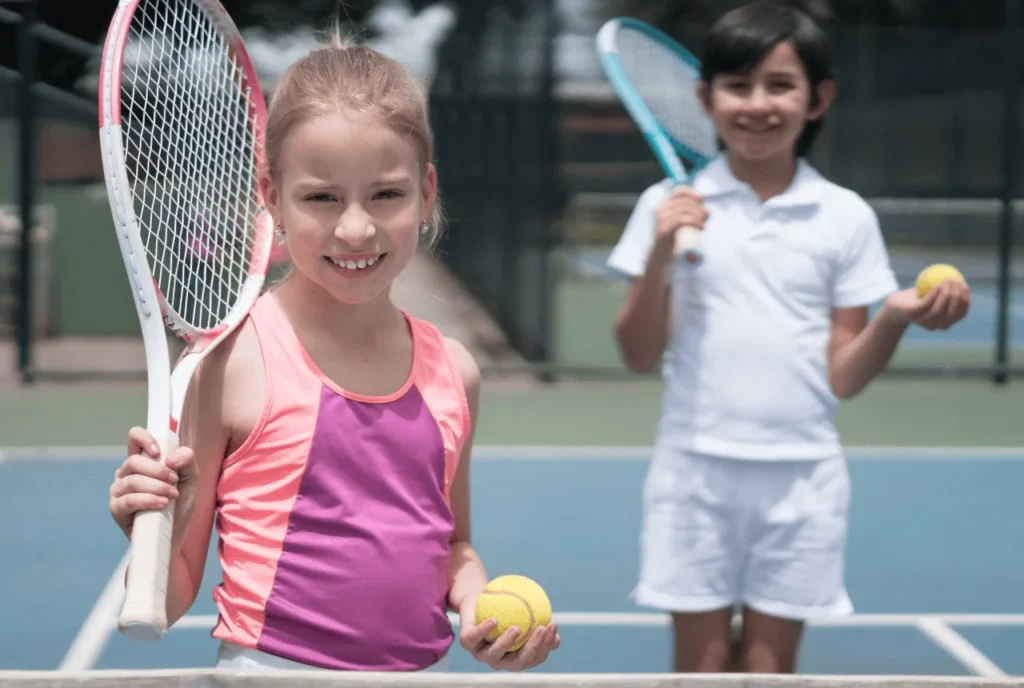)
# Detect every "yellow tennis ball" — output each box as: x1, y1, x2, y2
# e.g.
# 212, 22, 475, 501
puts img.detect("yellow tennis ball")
474, 575, 552, 652
916, 263, 965, 298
